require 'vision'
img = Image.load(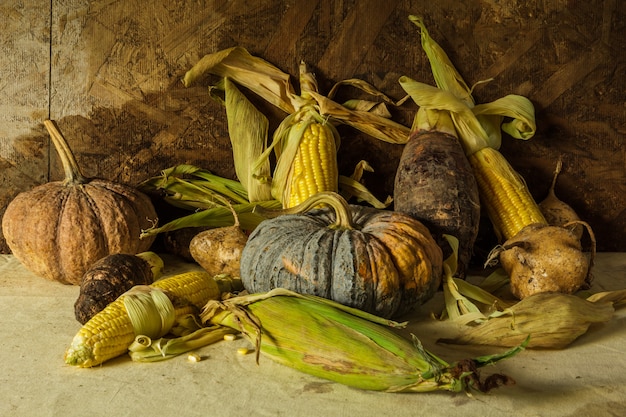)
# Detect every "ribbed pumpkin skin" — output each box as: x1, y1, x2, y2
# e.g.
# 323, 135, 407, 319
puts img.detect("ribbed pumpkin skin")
240, 205, 443, 318
2, 178, 157, 285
